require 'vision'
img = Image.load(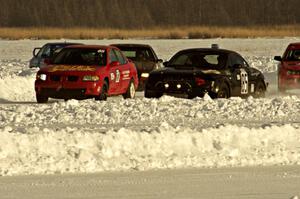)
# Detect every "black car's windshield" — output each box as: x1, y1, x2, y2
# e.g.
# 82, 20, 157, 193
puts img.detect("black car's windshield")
38, 44, 73, 58
168, 51, 228, 69
53, 48, 107, 66
285, 49, 300, 61
119, 47, 155, 62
